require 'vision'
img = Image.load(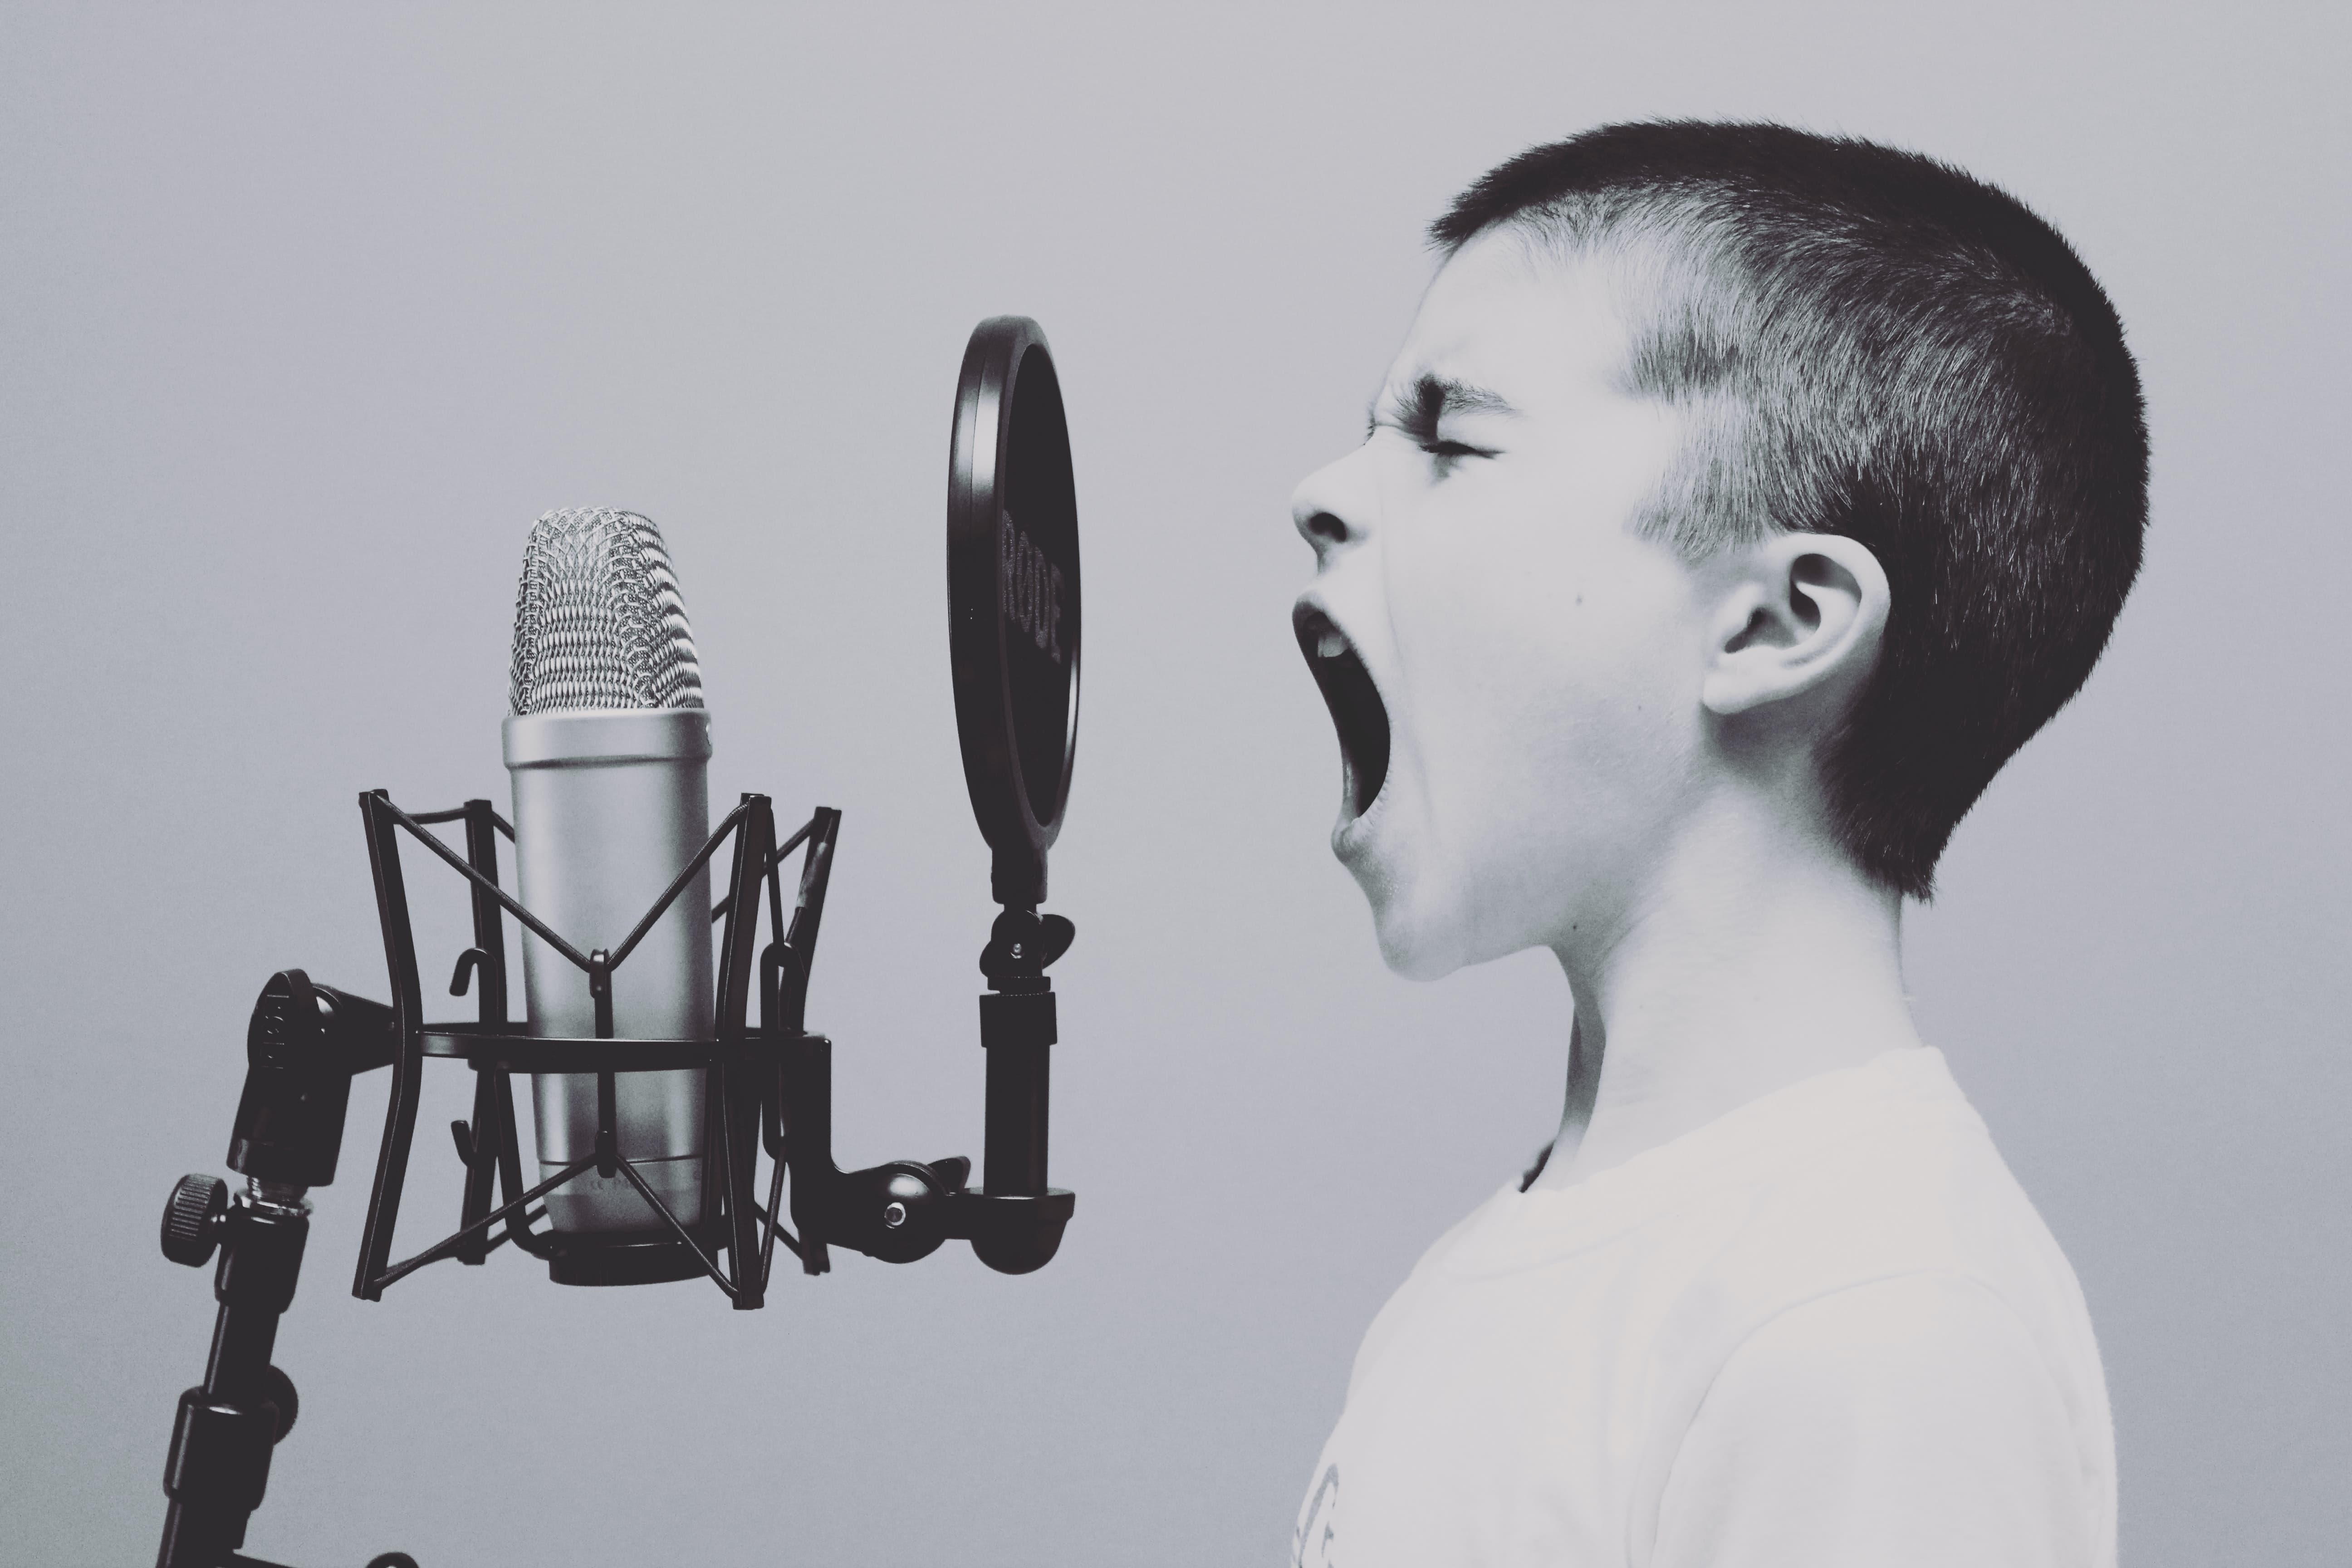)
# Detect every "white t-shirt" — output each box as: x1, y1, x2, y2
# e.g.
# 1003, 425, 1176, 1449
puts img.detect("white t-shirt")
1293, 1048, 2114, 1568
